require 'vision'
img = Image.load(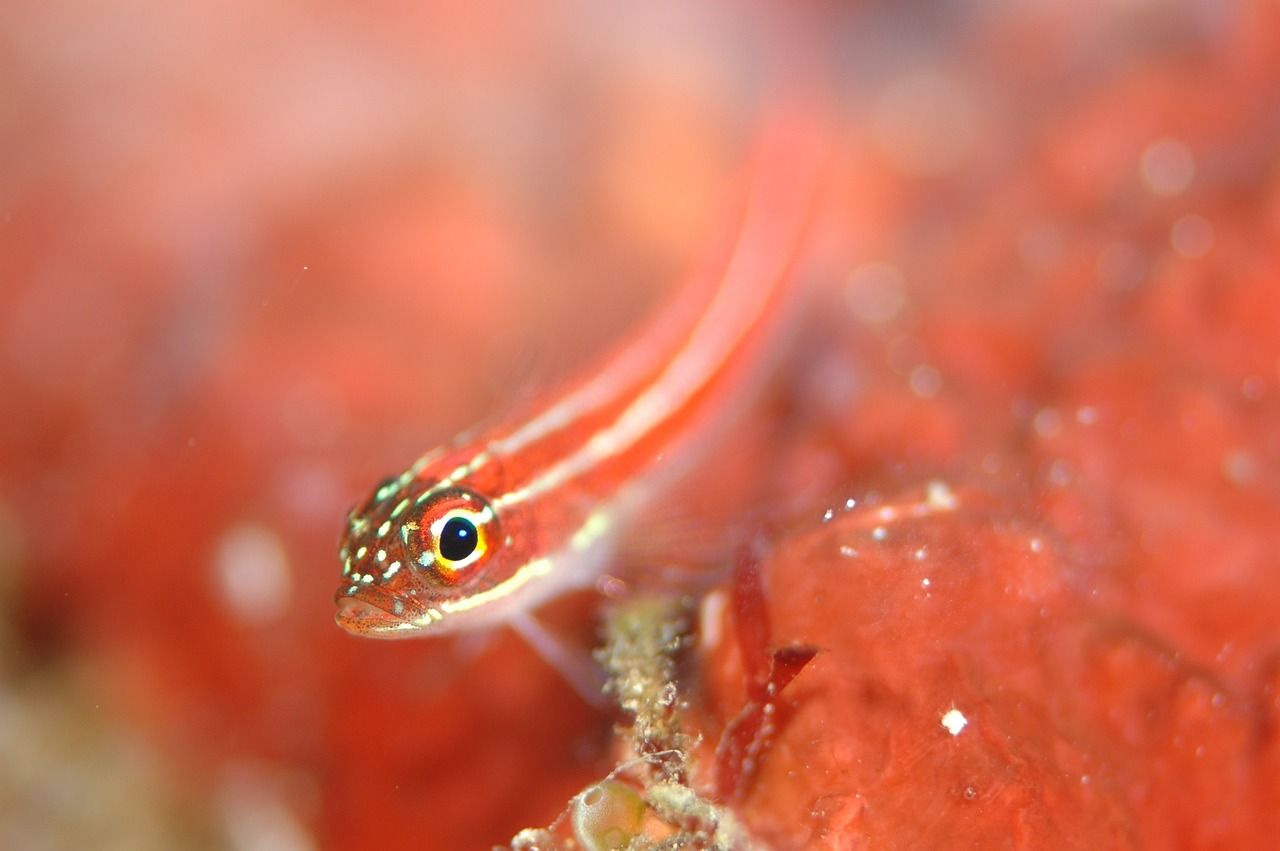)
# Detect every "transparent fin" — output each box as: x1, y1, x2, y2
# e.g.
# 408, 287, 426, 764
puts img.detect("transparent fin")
509, 611, 608, 708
